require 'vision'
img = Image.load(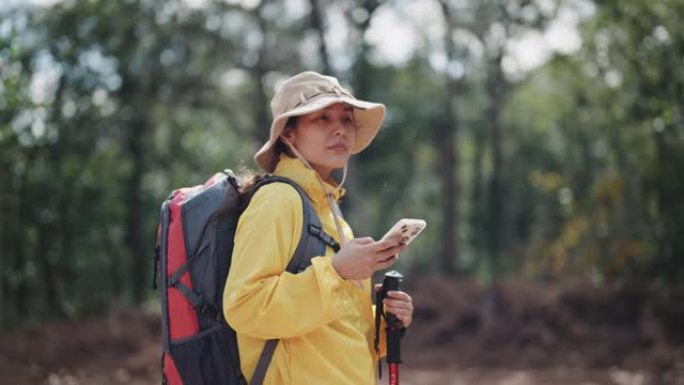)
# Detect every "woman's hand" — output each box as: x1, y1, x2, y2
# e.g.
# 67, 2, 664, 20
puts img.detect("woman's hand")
375, 284, 414, 328
331, 236, 406, 280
